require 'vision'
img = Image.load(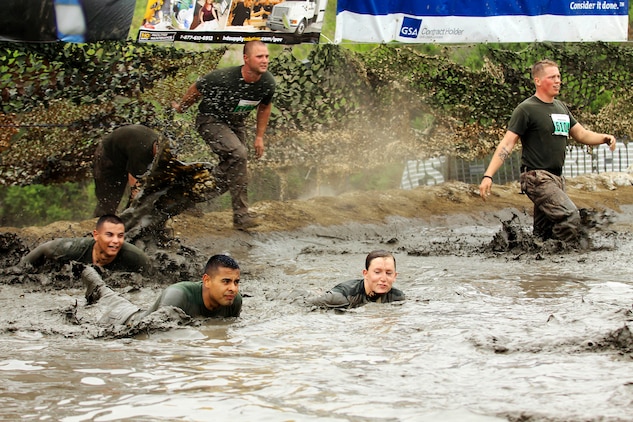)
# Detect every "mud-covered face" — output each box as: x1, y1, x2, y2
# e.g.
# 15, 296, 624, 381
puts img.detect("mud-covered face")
92, 222, 125, 259
202, 267, 240, 310
363, 257, 397, 296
